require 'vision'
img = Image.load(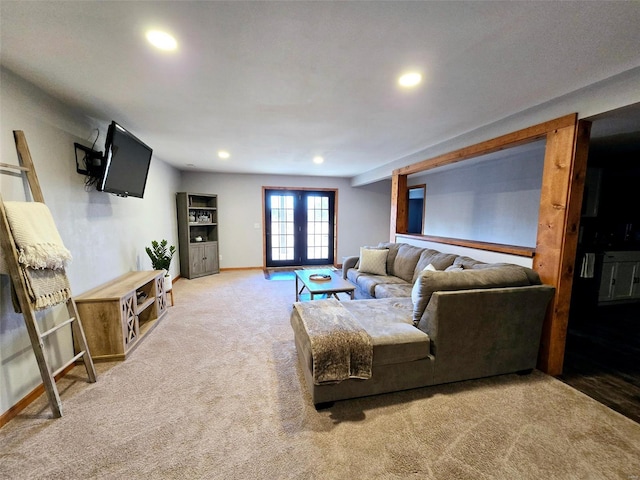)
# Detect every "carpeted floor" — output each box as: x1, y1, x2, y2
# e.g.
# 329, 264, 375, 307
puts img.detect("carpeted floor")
1, 270, 639, 479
